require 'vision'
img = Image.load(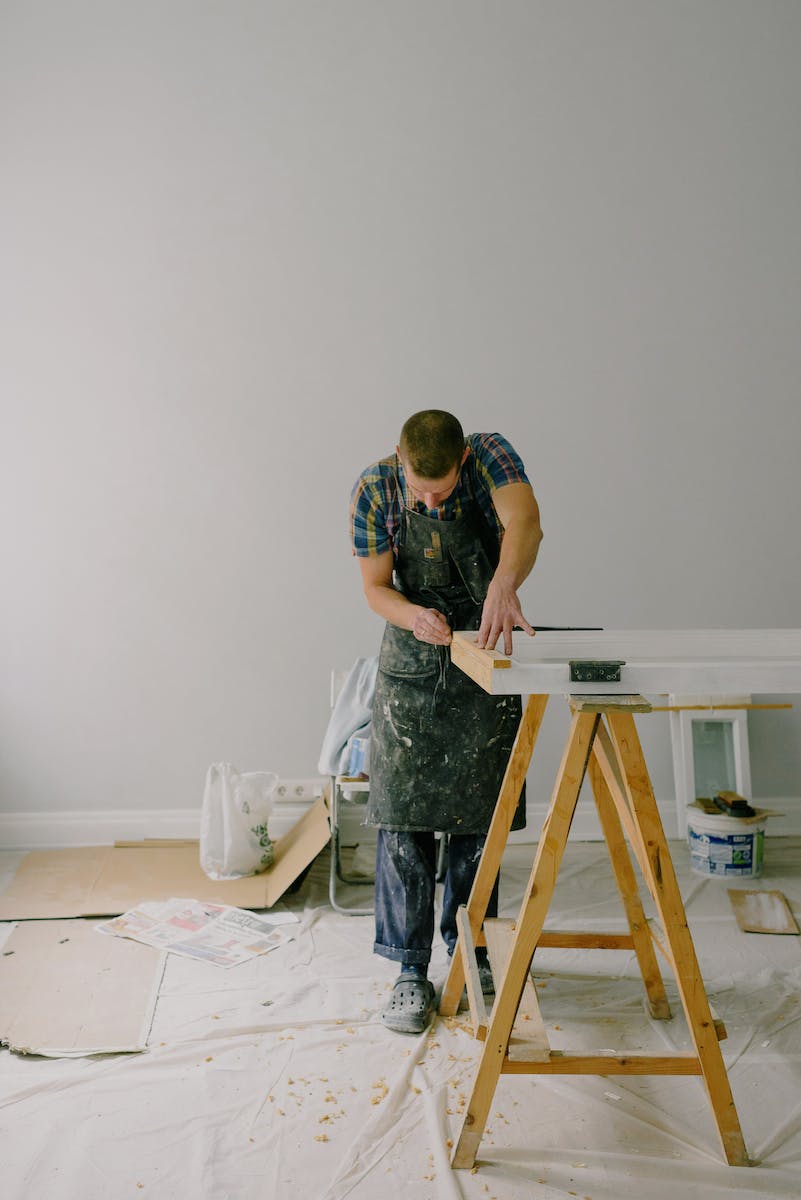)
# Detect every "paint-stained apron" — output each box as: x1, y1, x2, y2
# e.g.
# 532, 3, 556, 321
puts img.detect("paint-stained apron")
366, 481, 525, 834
